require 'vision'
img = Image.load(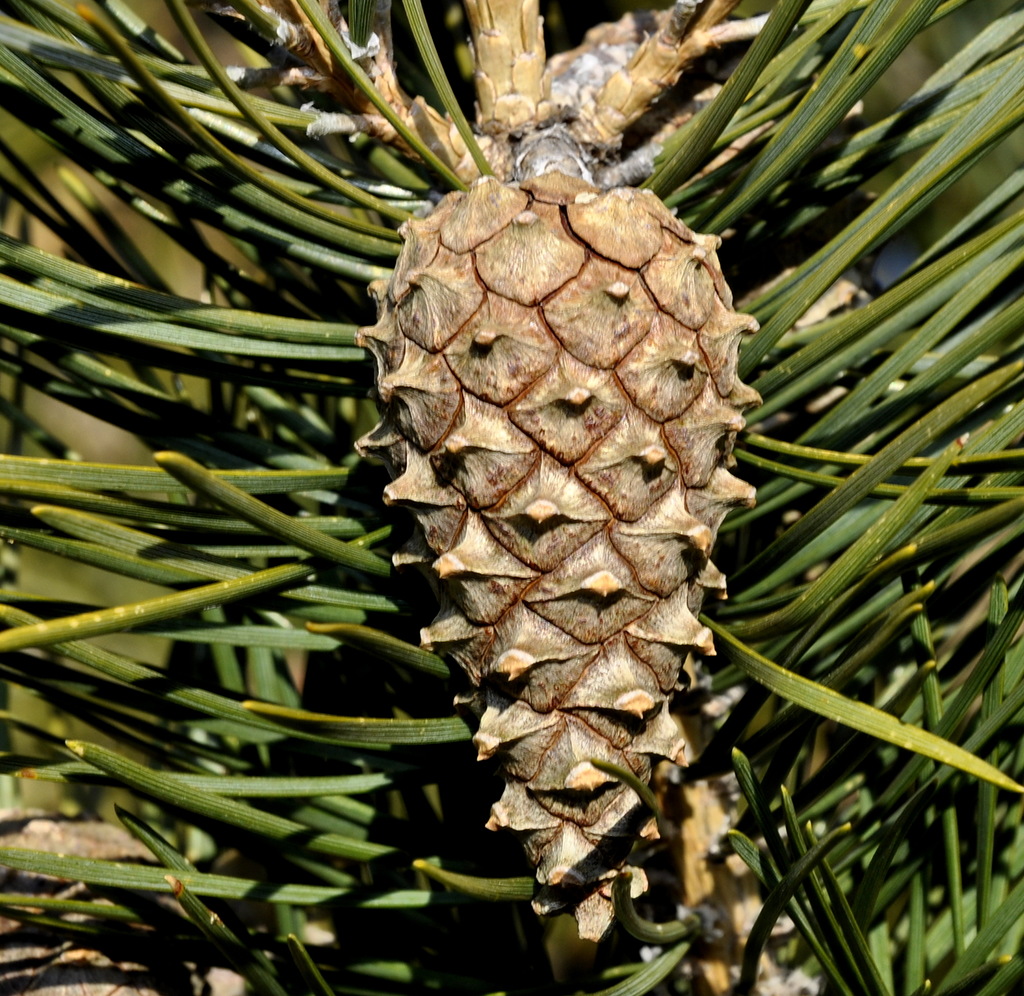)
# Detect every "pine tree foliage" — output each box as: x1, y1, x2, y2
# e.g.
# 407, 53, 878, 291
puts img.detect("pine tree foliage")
0, 0, 1022, 993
